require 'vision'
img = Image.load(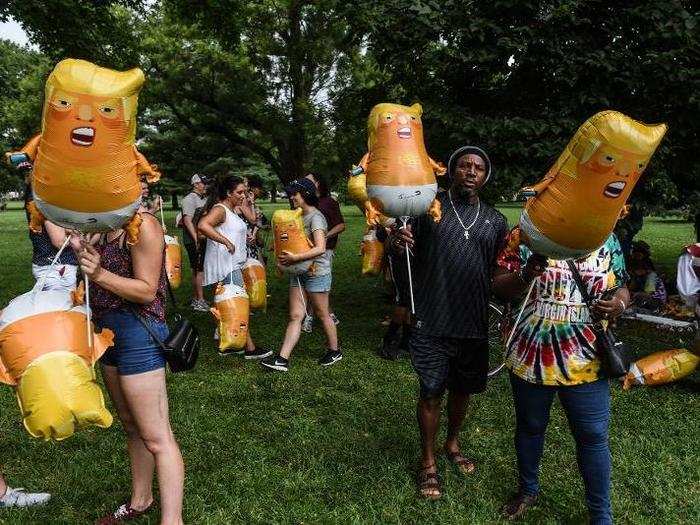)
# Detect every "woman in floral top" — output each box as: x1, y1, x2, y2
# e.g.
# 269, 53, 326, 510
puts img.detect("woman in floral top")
493, 228, 629, 524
